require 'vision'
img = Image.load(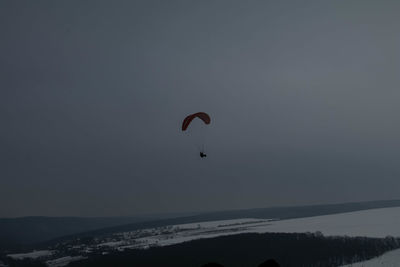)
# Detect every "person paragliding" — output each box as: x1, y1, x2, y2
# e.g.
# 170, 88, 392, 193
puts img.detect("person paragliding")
182, 112, 211, 158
